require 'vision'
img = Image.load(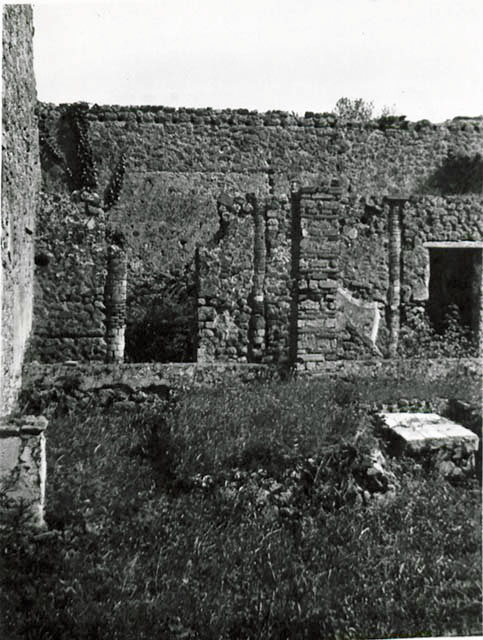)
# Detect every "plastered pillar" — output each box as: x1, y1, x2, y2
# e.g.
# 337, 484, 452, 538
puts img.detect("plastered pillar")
105, 243, 127, 363
0, 416, 48, 528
